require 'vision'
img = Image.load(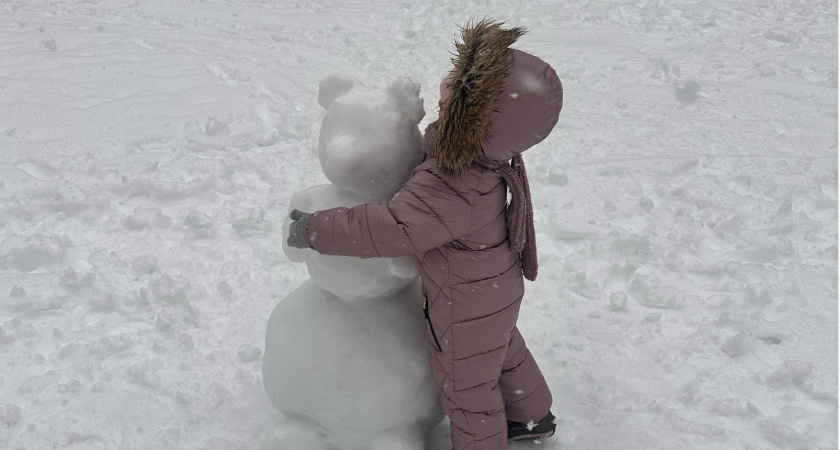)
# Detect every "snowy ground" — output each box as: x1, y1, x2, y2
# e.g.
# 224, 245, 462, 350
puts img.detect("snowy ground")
0, 0, 837, 449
